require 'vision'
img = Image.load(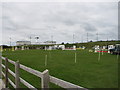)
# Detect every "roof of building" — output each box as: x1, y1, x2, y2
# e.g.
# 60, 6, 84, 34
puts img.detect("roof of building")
16, 41, 31, 42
